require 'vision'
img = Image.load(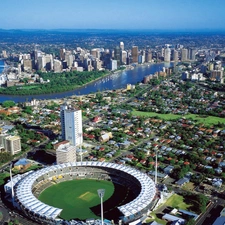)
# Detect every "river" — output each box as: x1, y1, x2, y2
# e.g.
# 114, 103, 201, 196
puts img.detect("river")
0, 60, 4, 73
0, 61, 172, 103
